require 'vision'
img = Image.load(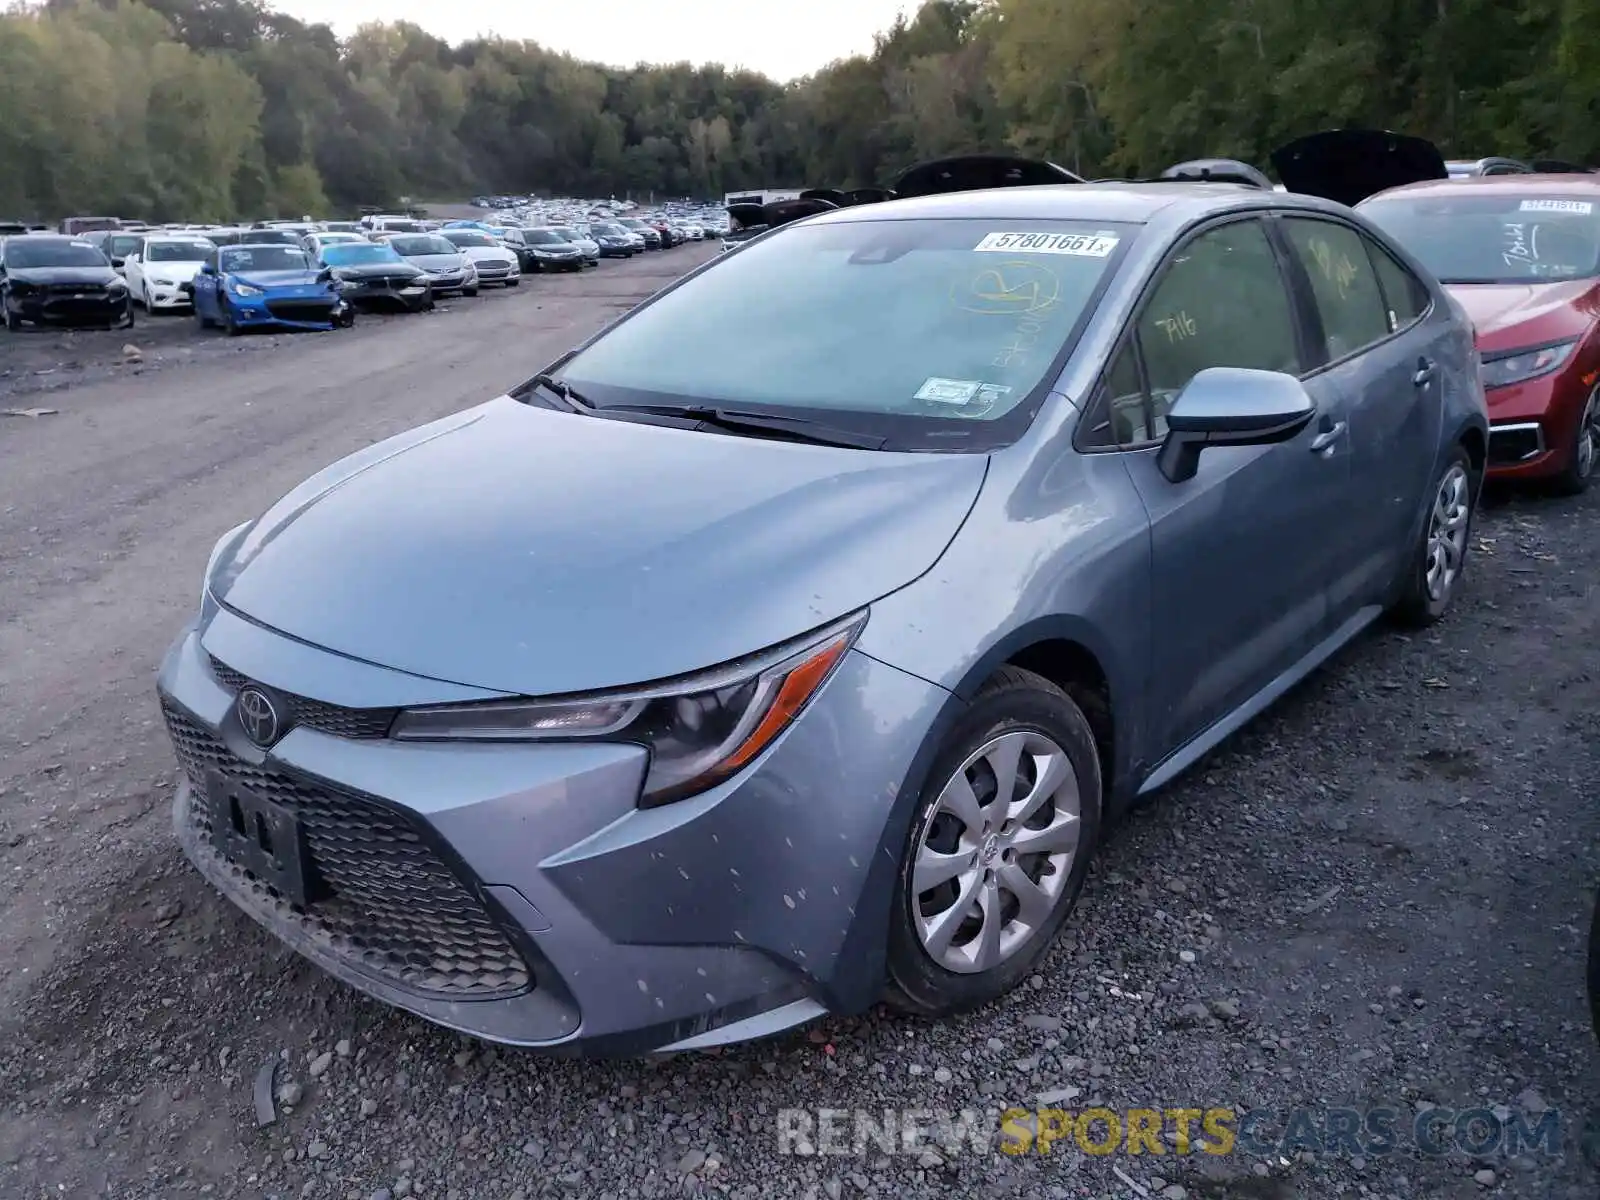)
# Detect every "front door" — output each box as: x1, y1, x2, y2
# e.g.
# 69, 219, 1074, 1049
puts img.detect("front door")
1109, 216, 1348, 756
